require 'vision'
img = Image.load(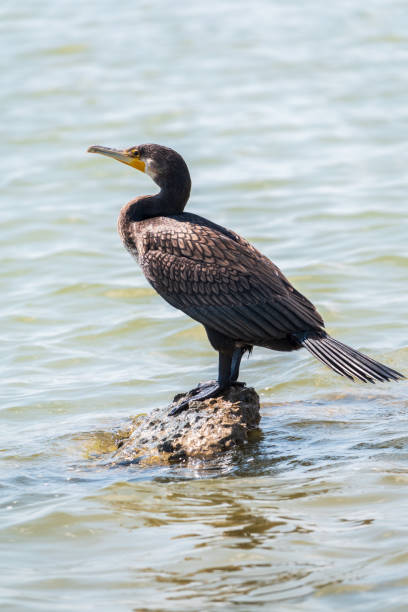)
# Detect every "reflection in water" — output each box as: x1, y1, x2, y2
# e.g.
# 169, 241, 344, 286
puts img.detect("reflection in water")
52, 395, 404, 607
